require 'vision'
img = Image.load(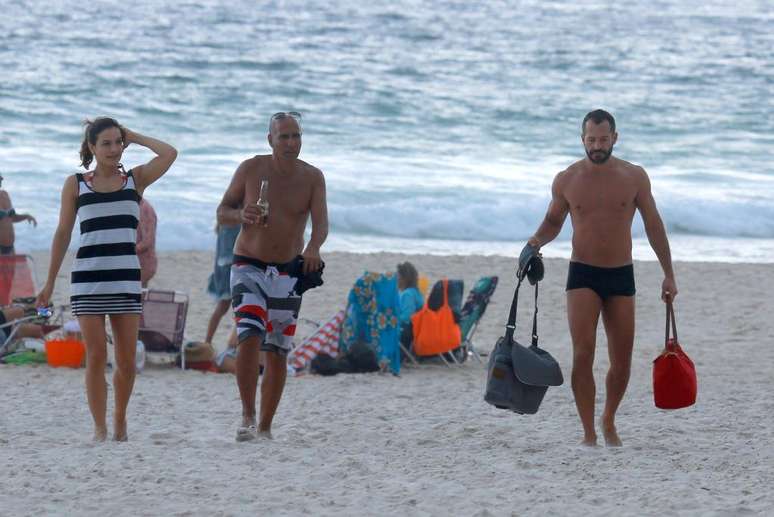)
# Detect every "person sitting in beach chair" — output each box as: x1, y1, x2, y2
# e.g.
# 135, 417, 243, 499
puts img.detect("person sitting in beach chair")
176, 329, 266, 374
0, 302, 59, 356
397, 262, 424, 326
212, 328, 243, 374
0, 254, 59, 356
396, 262, 424, 358
339, 271, 401, 375
1, 305, 45, 342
